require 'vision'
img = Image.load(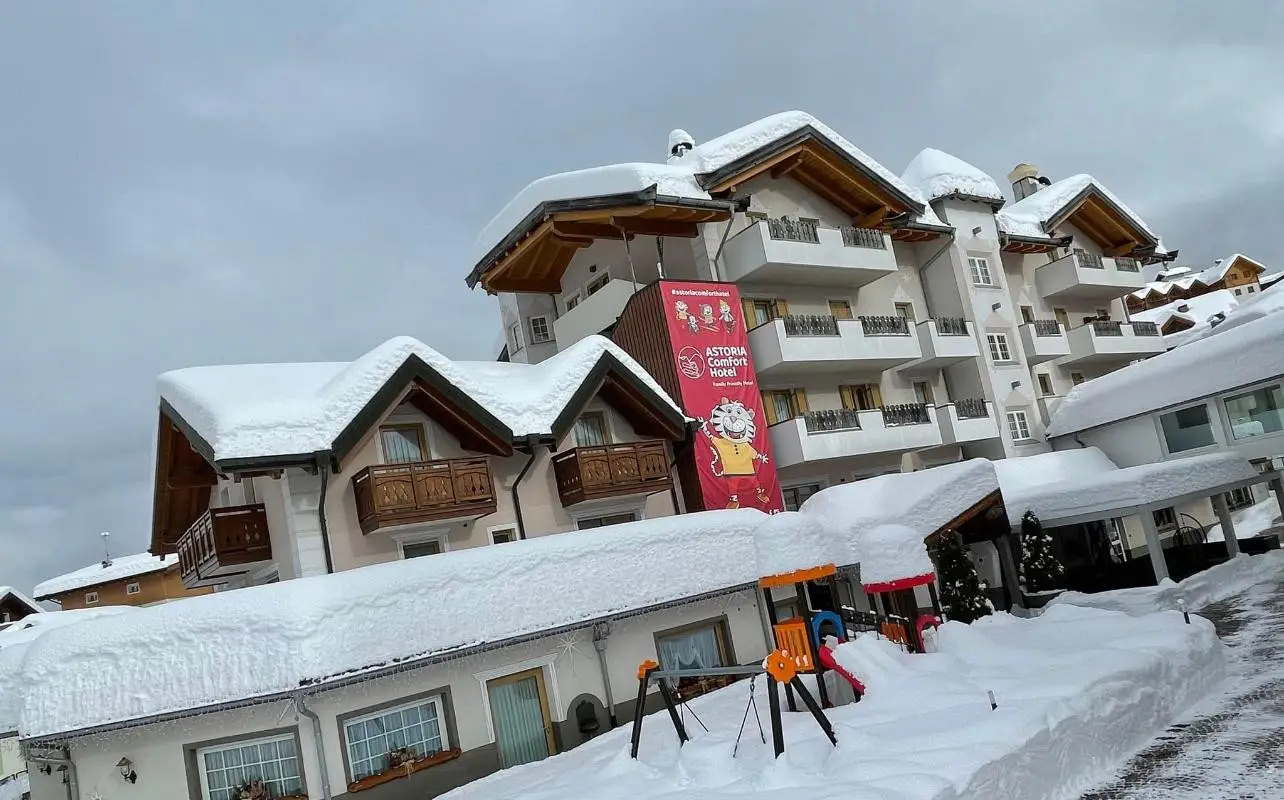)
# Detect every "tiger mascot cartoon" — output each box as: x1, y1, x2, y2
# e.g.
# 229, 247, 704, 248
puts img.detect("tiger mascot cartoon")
698, 398, 771, 509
